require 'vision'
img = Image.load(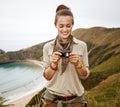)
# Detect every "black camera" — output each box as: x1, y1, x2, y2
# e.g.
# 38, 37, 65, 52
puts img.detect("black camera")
59, 50, 71, 58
